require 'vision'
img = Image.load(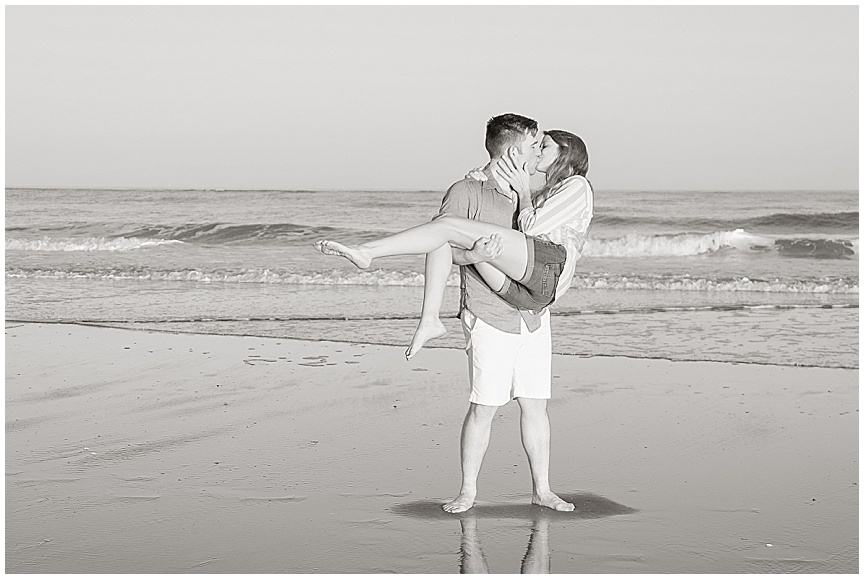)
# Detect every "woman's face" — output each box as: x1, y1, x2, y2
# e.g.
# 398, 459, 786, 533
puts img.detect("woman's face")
535, 134, 559, 174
